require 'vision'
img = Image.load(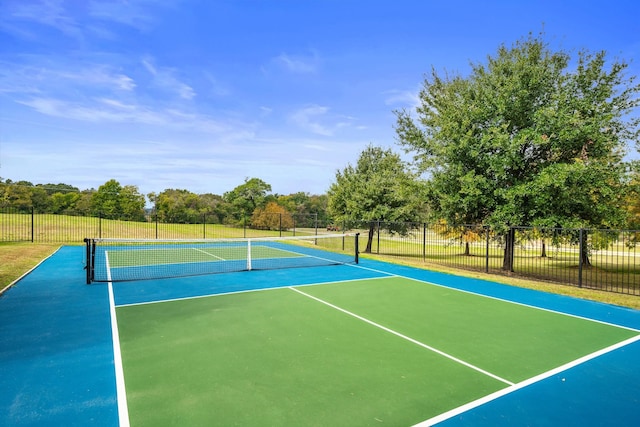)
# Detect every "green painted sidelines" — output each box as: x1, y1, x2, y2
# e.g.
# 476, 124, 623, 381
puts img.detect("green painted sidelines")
115, 276, 638, 427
